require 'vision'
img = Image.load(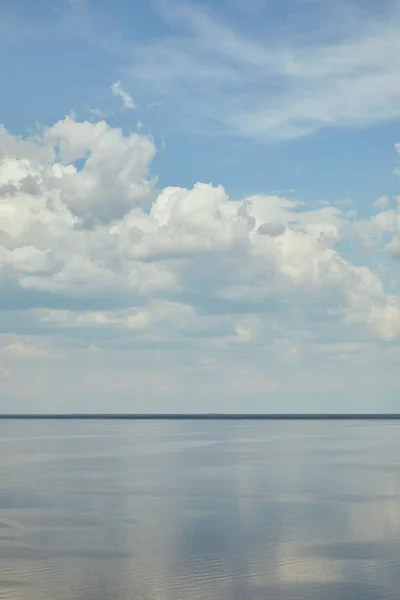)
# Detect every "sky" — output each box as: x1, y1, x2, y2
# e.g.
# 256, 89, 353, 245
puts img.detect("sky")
1, 0, 400, 414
